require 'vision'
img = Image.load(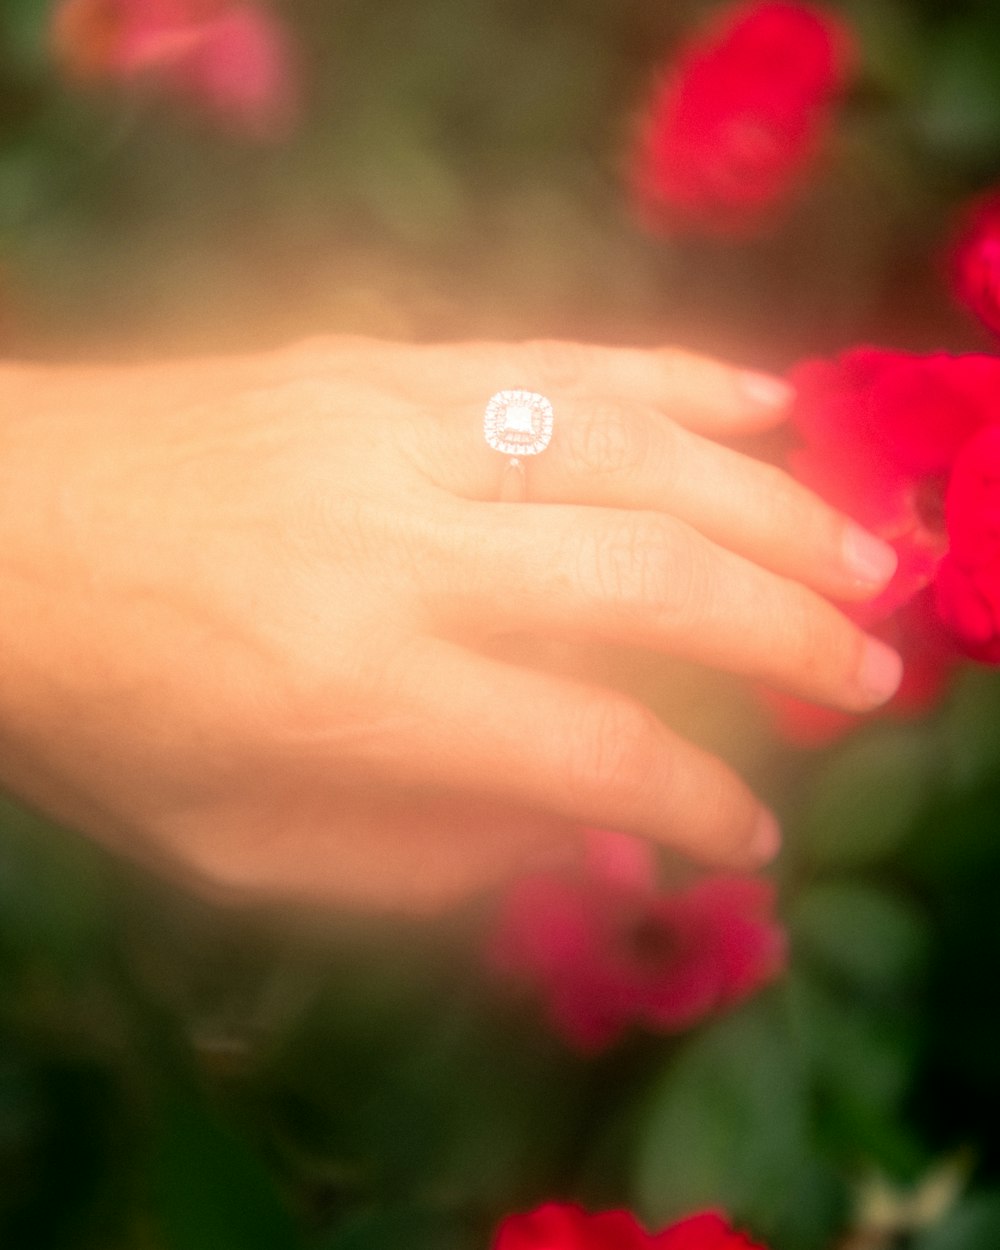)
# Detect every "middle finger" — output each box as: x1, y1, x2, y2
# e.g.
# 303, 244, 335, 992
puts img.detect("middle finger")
440, 501, 903, 714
